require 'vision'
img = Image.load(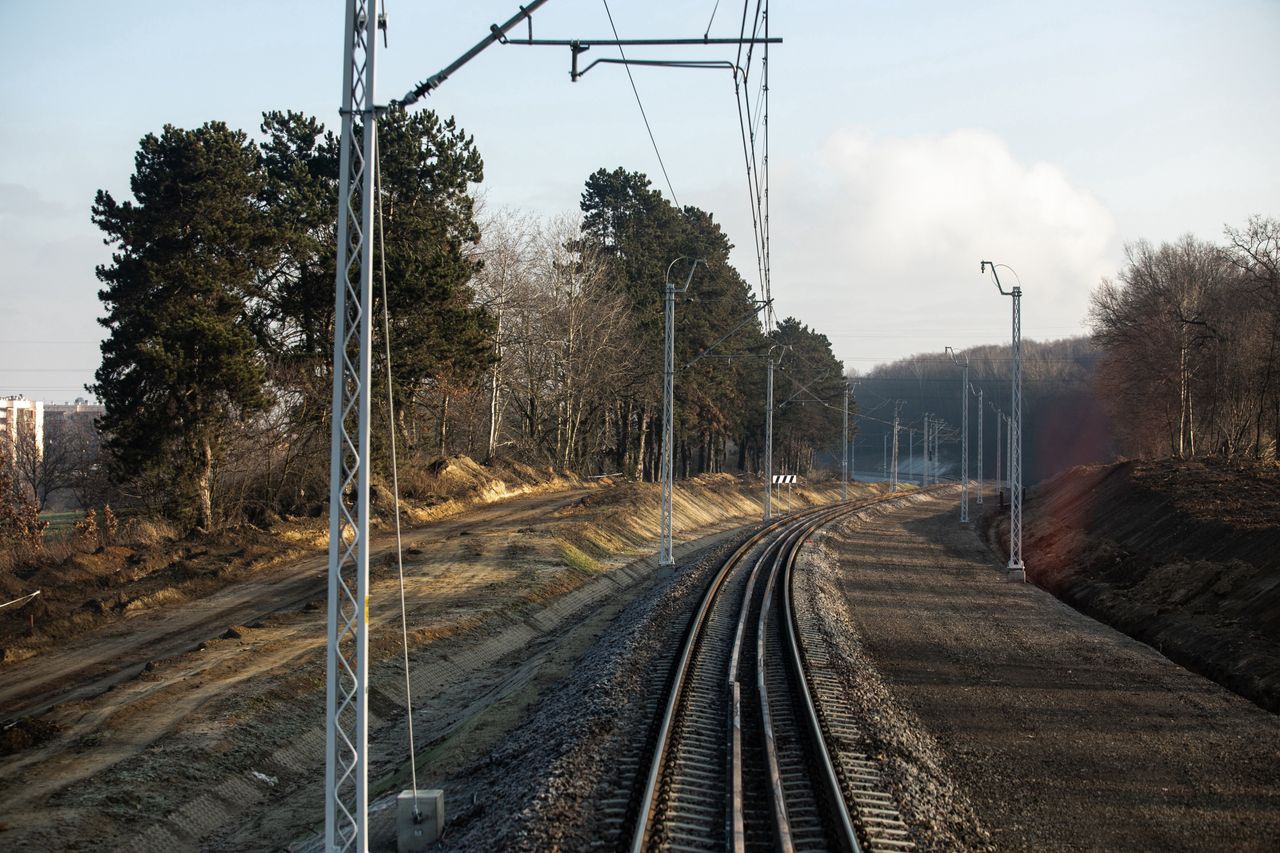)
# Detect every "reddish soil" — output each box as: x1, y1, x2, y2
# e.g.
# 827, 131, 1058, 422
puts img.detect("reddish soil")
986, 457, 1280, 712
